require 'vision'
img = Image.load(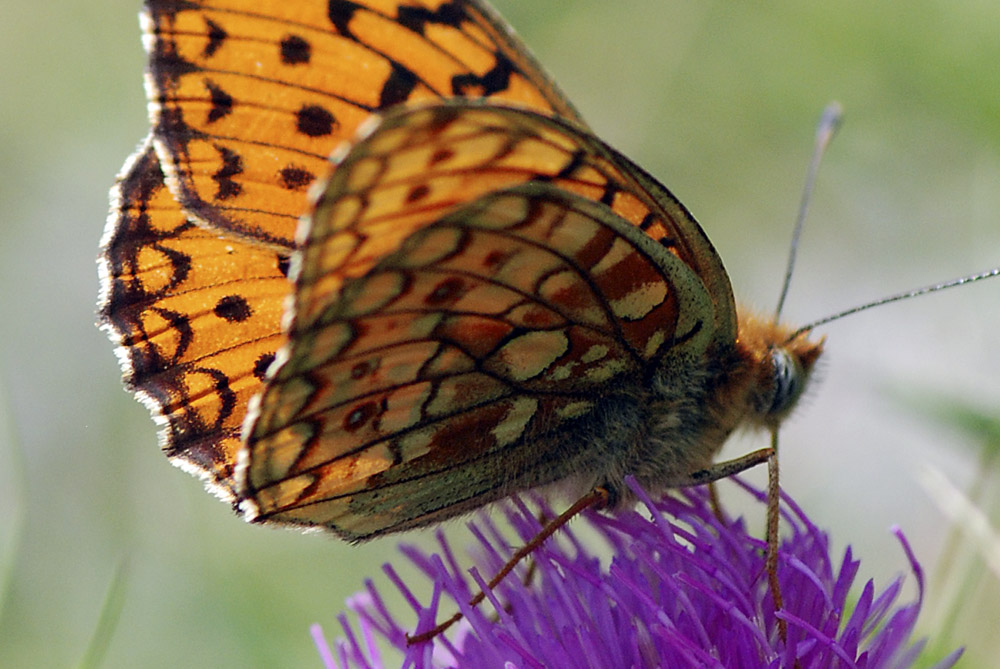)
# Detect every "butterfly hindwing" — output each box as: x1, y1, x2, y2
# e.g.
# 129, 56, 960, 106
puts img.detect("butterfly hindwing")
238, 109, 722, 538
